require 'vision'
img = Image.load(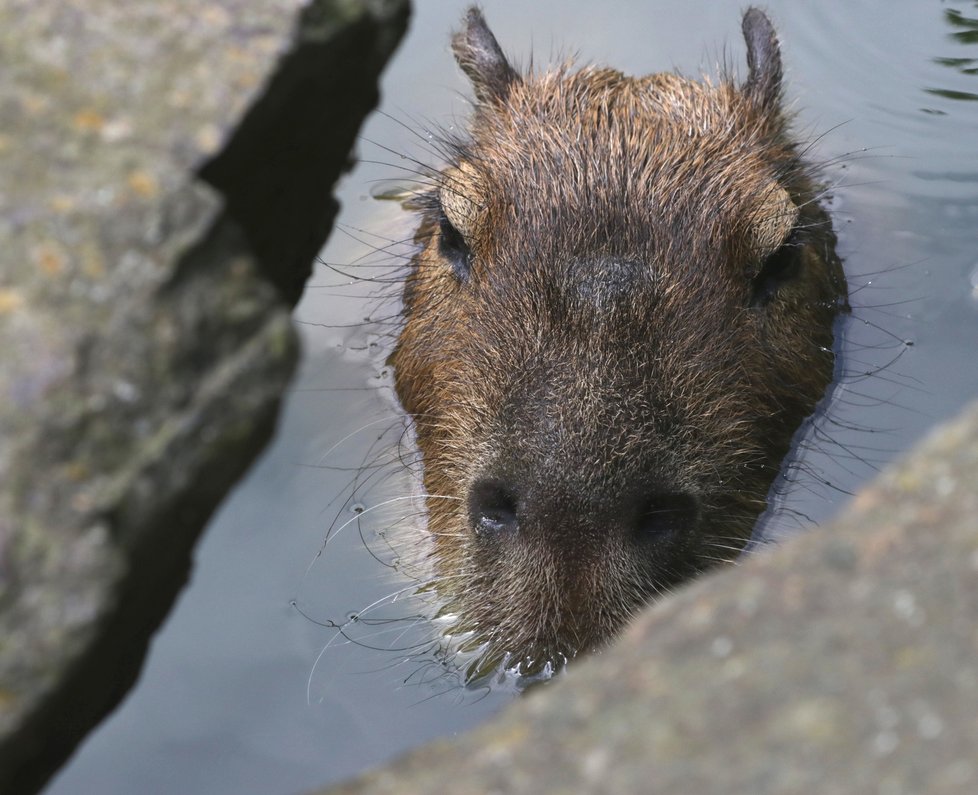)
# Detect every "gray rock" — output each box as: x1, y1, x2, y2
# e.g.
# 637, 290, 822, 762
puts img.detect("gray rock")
0, 1, 408, 793
321, 400, 978, 795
